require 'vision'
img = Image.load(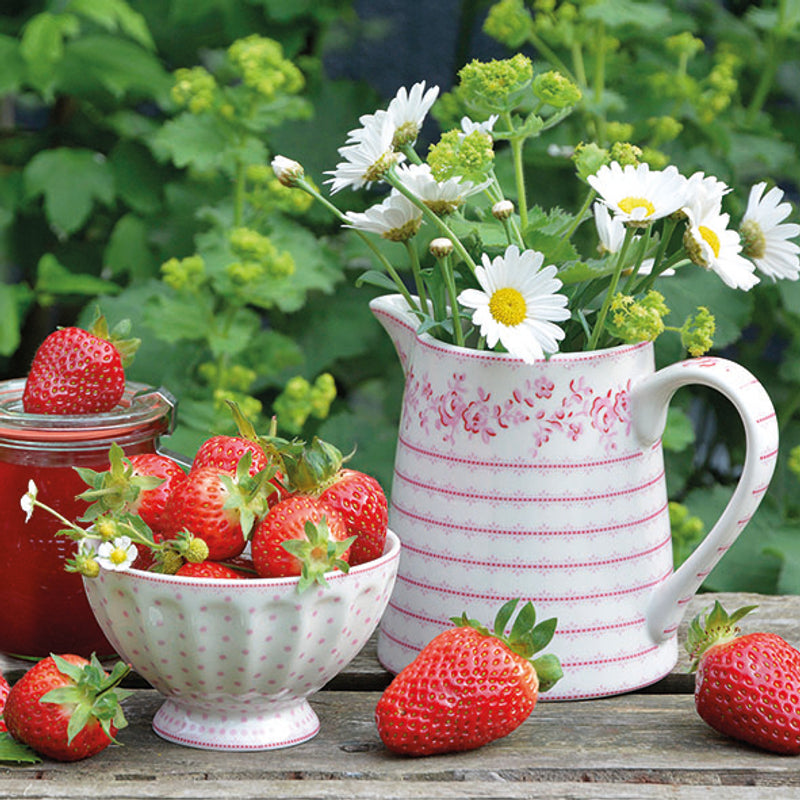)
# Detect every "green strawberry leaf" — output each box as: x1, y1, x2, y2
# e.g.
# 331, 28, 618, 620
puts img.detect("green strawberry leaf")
0, 732, 42, 764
